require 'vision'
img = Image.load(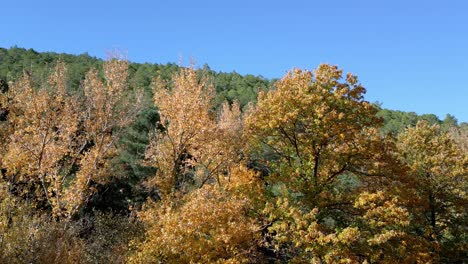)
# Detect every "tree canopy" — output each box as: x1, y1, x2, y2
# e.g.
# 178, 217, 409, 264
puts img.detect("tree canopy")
0, 47, 466, 263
